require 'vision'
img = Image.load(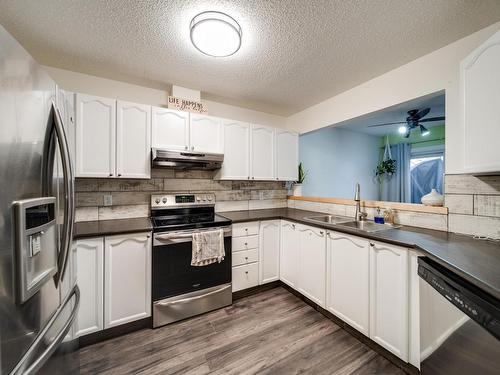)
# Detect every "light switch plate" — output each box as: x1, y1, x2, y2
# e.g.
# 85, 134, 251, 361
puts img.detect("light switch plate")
104, 194, 113, 206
